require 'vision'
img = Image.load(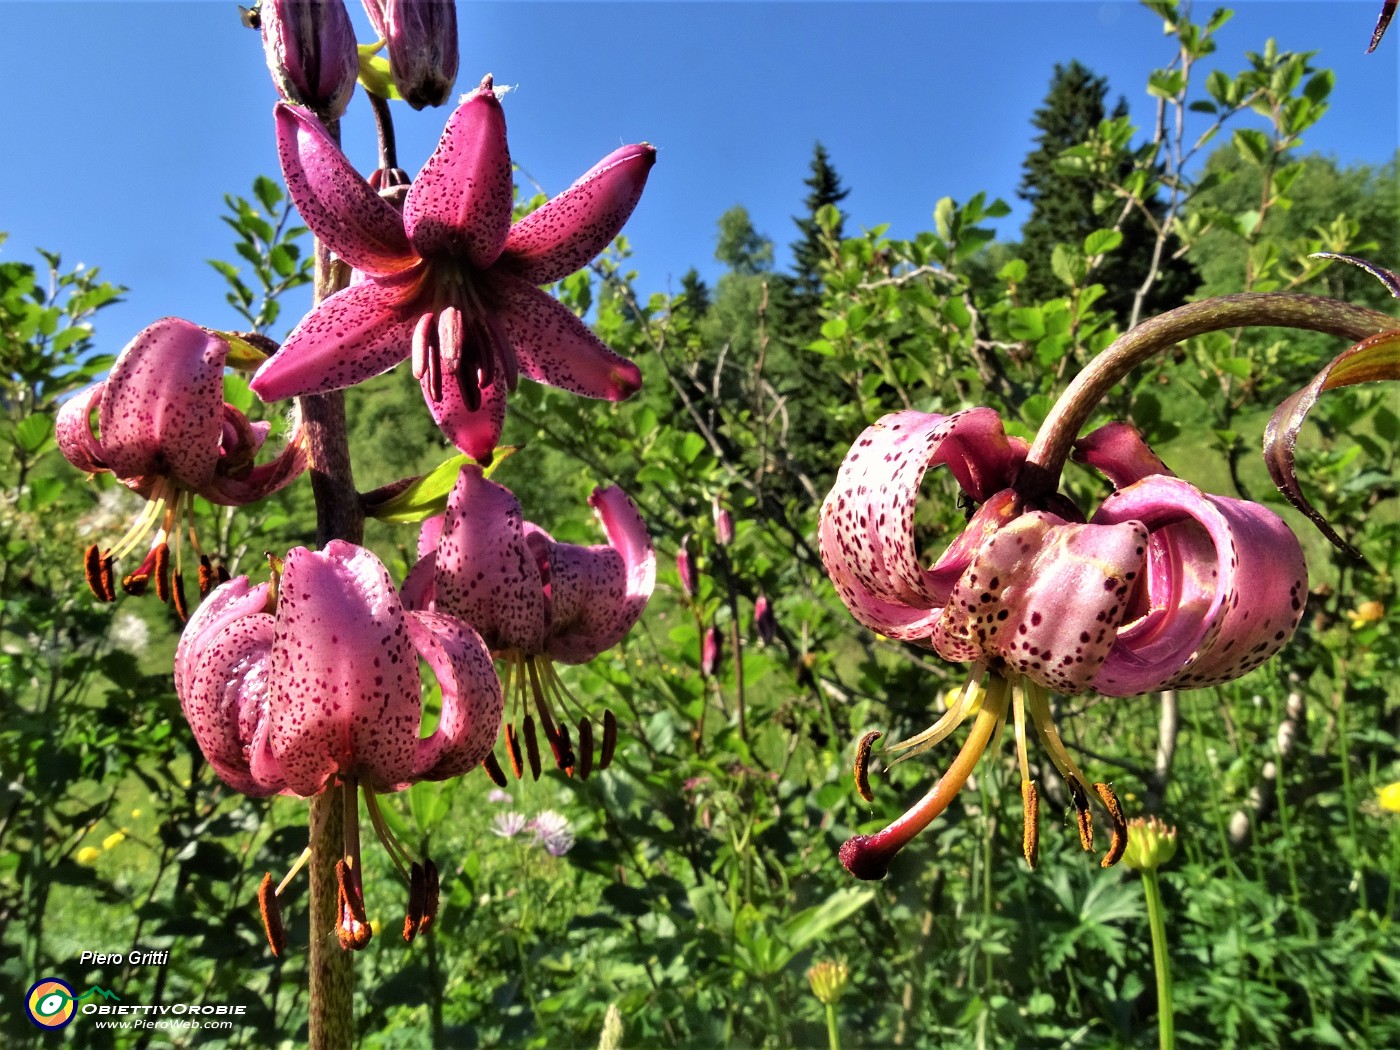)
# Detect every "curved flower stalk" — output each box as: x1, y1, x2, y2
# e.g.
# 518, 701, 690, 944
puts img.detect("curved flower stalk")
57, 317, 306, 618
819, 409, 1306, 879
251, 76, 656, 463
403, 465, 655, 782
175, 540, 503, 953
